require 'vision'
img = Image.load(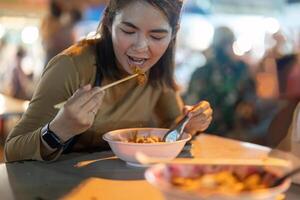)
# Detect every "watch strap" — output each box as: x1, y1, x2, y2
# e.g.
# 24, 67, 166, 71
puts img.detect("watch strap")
41, 123, 63, 149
